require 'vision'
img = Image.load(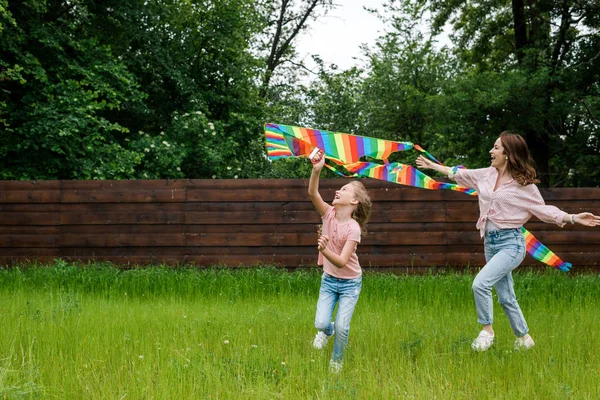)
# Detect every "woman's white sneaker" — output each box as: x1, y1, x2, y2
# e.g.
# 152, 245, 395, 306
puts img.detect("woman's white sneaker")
329, 360, 343, 373
471, 330, 495, 351
514, 334, 535, 350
